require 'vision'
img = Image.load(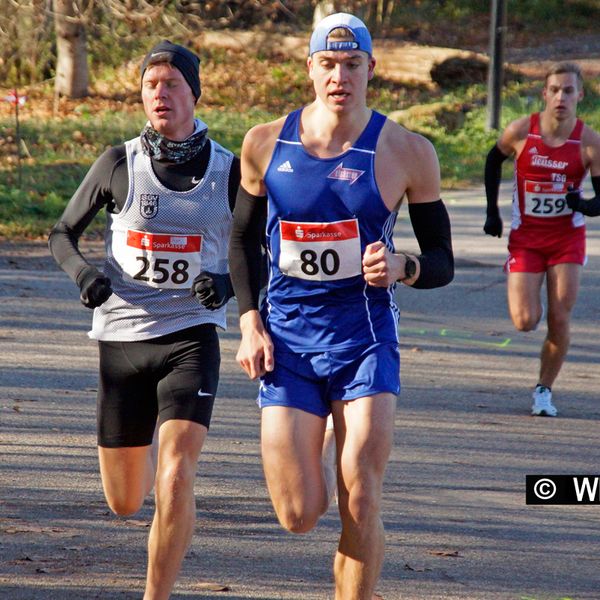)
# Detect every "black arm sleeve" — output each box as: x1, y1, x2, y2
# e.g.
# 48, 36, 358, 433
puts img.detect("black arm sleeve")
227, 156, 241, 213
228, 186, 268, 314
408, 199, 454, 289
48, 146, 126, 285
484, 144, 509, 216
581, 175, 600, 216
567, 175, 600, 217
